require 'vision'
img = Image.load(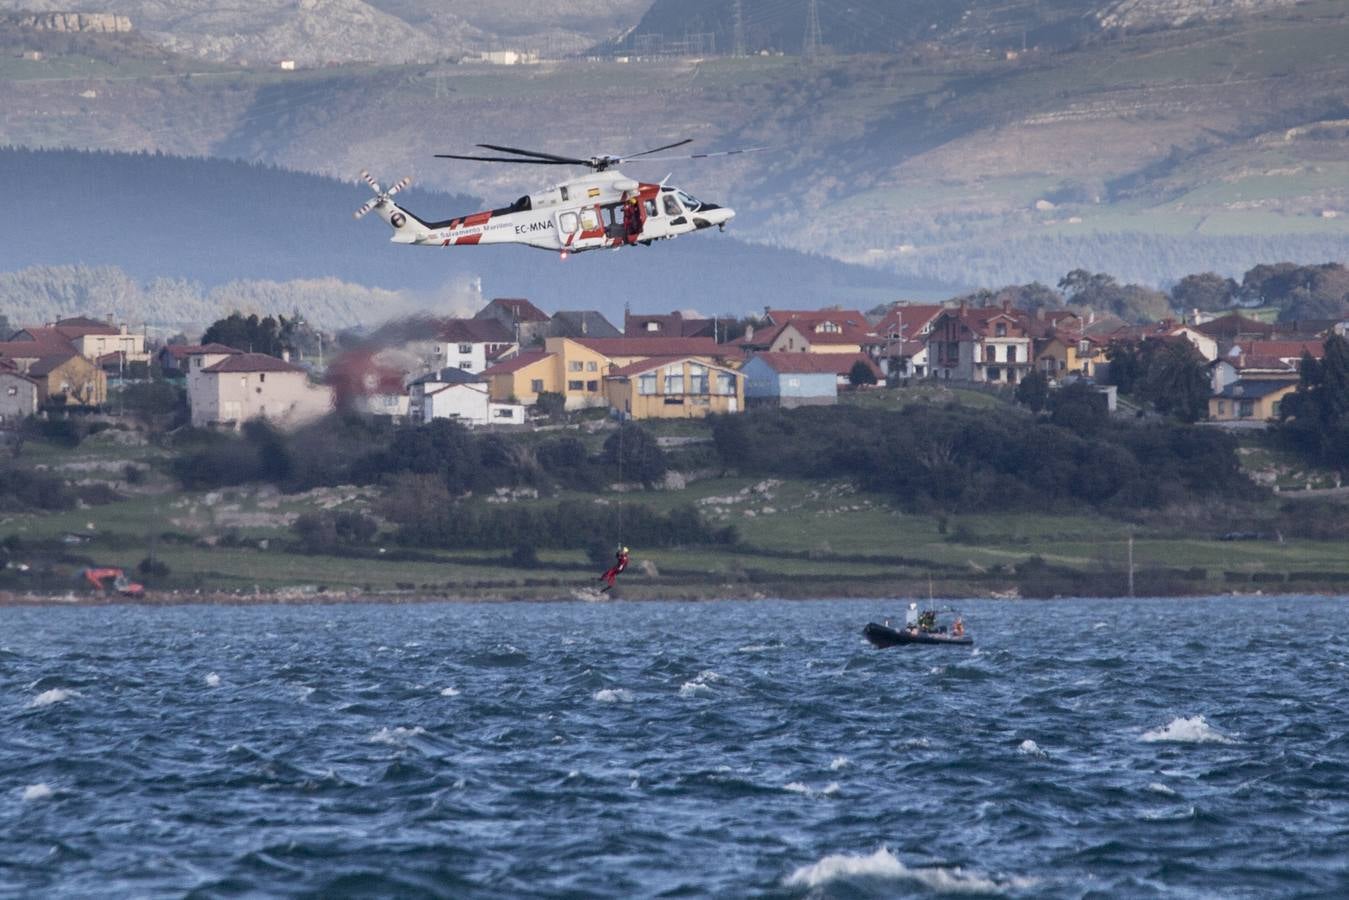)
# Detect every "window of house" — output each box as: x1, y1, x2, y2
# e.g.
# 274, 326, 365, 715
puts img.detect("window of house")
494, 408, 514, 418
646, 321, 660, 332
996, 323, 1007, 337
458, 343, 472, 354
1217, 401, 1227, 415
1005, 346, 1016, 363
716, 372, 735, 395
567, 380, 583, 391
460, 362, 472, 369
569, 361, 584, 372
587, 380, 598, 392
985, 346, 996, 363
638, 373, 657, 395
988, 367, 1001, 381
689, 364, 708, 394
664, 365, 682, 394
586, 361, 597, 372
664, 396, 684, 405
530, 379, 544, 392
